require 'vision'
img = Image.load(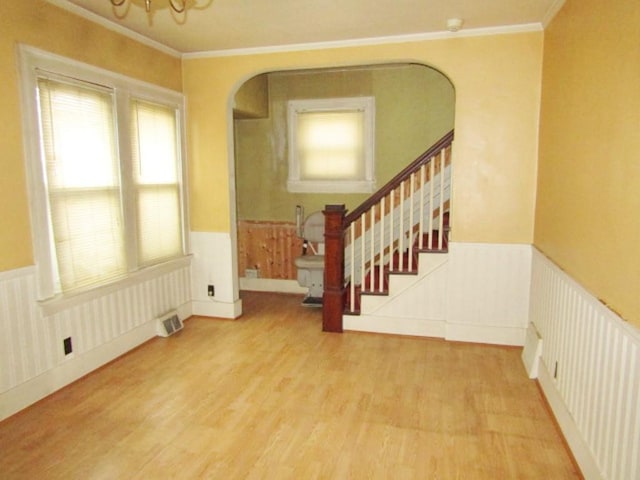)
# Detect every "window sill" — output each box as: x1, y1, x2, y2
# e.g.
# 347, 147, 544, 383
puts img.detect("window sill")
38, 255, 192, 317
